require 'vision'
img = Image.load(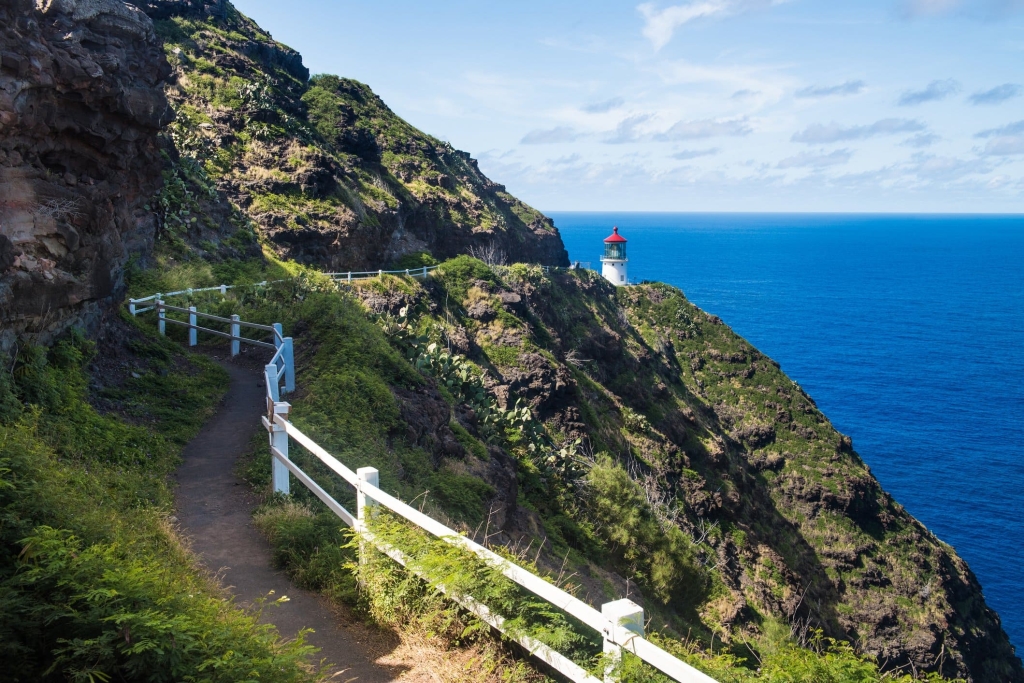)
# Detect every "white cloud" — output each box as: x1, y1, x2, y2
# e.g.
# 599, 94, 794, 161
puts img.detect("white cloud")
671, 147, 720, 159
653, 58, 796, 104
898, 79, 961, 105
907, 152, 993, 179
638, 1, 733, 50
637, 1, 786, 50
969, 83, 1023, 105
656, 117, 753, 140
795, 80, 866, 98
520, 127, 580, 144
902, 132, 941, 147
975, 120, 1024, 137
792, 118, 926, 143
582, 97, 625, 113
981, 136, 1024, 155
777, 149, 853, 168
605, 114, 655, 144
